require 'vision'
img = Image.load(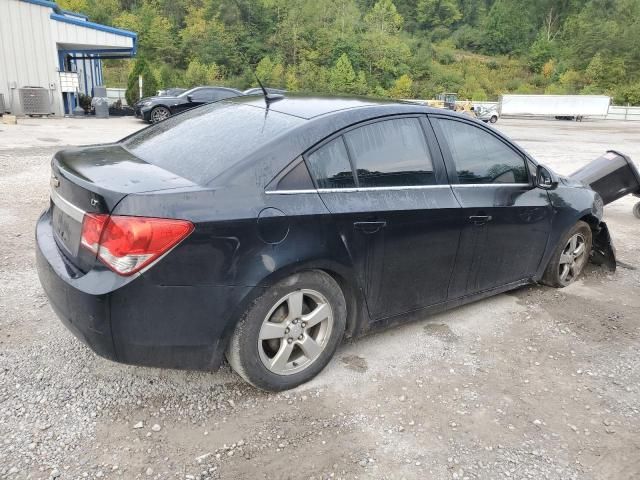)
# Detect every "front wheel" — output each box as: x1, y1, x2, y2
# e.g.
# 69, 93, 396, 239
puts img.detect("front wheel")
633, 201, 640, 219
542, 221, 592, 288
150, 106, 171, 123
226, 271, 347, 391
489, 115, 498, 124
